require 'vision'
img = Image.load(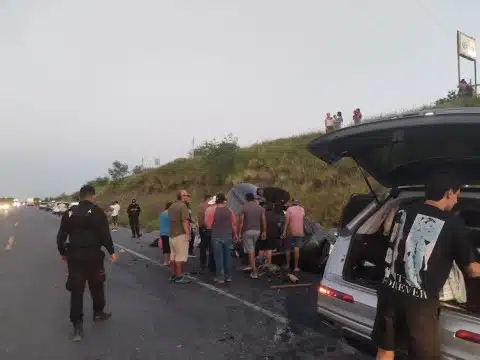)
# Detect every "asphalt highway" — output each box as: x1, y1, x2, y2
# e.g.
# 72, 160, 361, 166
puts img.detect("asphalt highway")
0, 207, 375, 359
